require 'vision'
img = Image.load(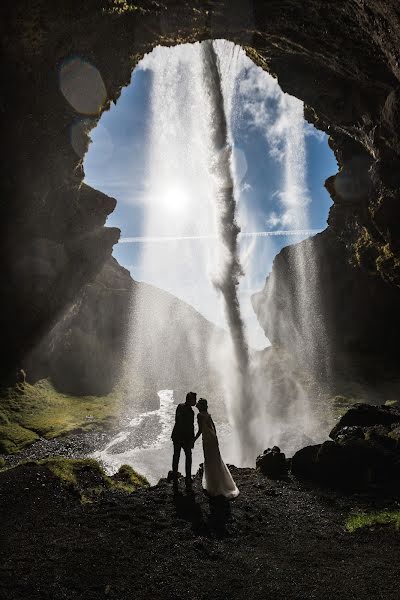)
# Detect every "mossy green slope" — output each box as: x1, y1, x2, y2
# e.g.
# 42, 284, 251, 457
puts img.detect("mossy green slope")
346, 511, 400, 532
0, 379, 120, 453
5, 457, 149, 503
